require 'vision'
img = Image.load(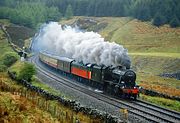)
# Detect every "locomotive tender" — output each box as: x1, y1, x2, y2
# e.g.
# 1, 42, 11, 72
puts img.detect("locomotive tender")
39, 52, 139, 99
